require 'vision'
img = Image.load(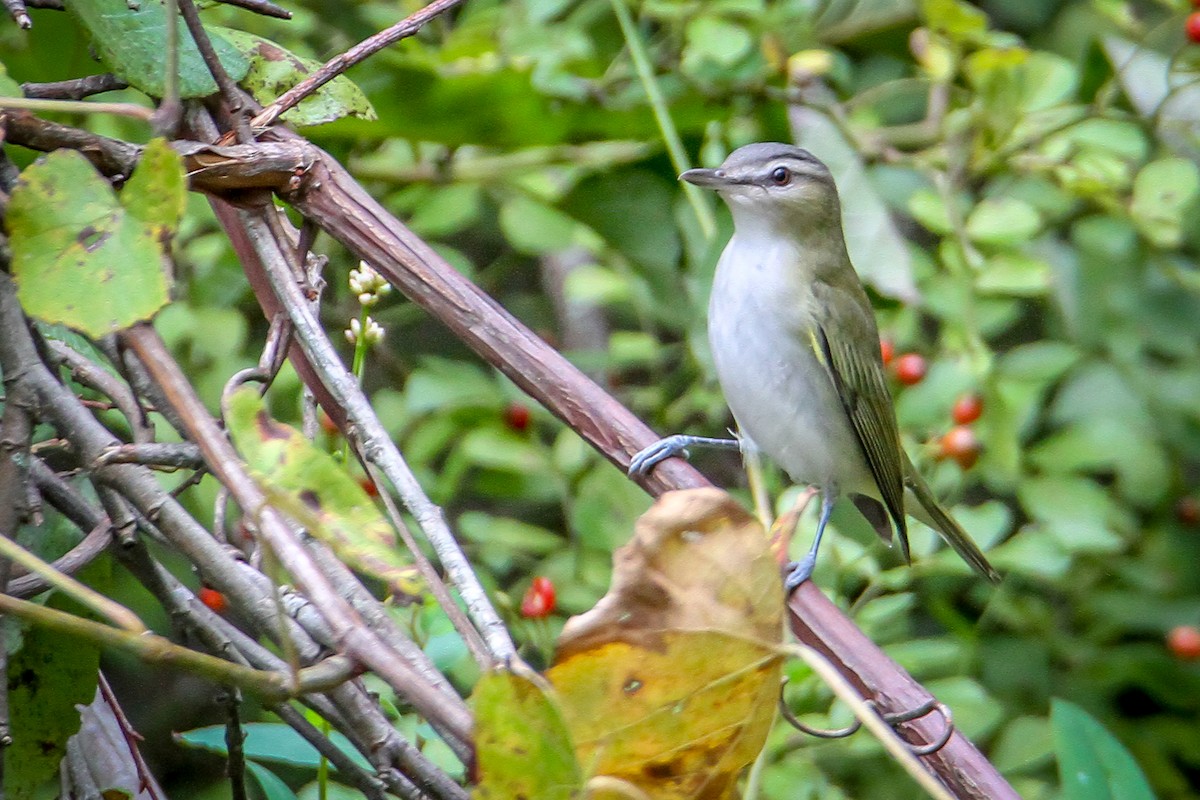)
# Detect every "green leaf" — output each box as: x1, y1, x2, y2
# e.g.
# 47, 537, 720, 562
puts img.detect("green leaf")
683, 16, 753, 69
214, 28, 376, 126
907, 188, 955, 235
977, 253, 1051, 296
407, 183, 484, 238
562, 264, 632, 306
8, 150, 172, 337
471, 670, 582, 800
920, 0, 988, 41
5, 599, 102, 799
1029, 419, 1169, 506
0, 63, 21, 97
996, 341, 1081, 383
458, 512, 563, 556
66, 0, 248, 98
966, 198, 1041, 246
563, 170, 680, 273
1017, 476, 1124, 555
1052, 699, 1155, 800
225, 387, 421, 595
498, 195, 580, 254
403, 358, 500, 416
122, 138, 187, 234
992, 715, 1054, 774
1130, 158, 1200, 249
177, 722, 373, 771
248, 762, 299, 800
